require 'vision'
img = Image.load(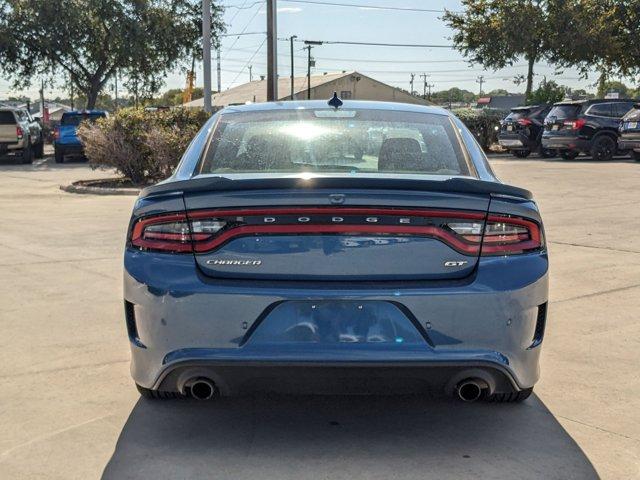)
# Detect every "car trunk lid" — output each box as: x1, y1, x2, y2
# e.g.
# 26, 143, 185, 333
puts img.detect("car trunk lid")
182, 184, 491, 281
